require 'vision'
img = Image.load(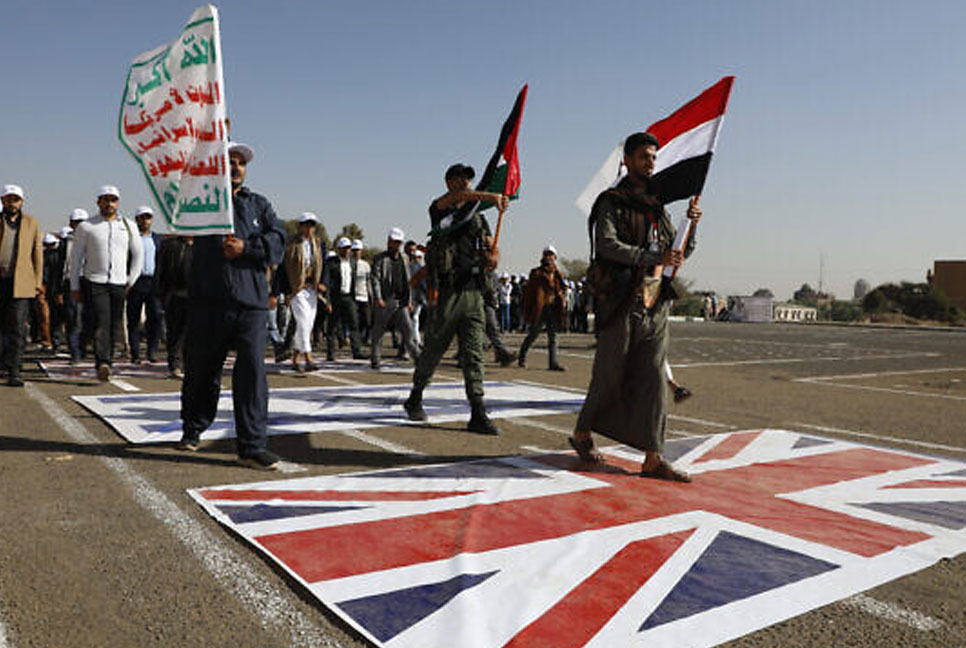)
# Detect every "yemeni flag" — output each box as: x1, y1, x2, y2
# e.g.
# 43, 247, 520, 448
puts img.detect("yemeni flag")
478, 84, 528, 210
576, 76, 734, 214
